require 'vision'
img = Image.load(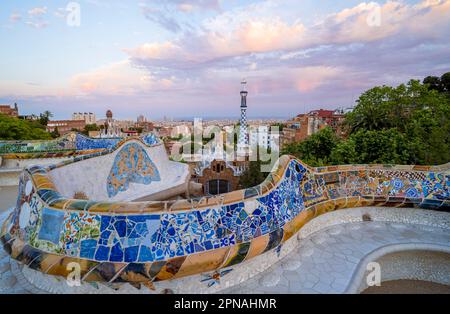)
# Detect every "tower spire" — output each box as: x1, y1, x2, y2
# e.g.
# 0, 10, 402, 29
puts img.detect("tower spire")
237, 79, 249, 157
